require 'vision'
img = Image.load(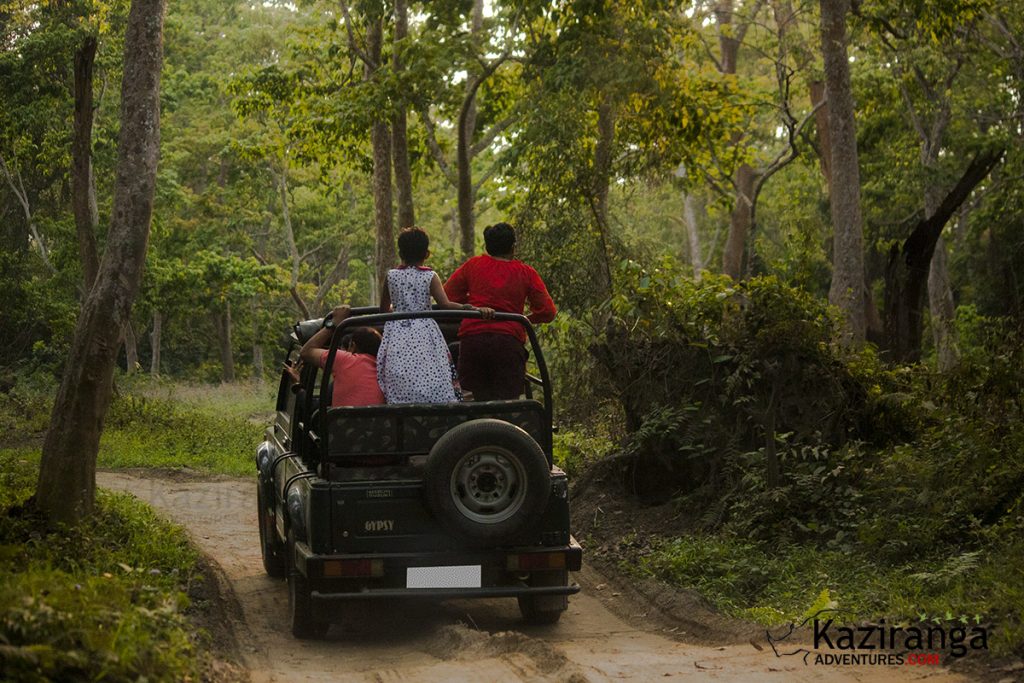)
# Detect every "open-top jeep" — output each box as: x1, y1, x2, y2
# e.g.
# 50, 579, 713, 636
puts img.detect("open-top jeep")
256, 307, 582, 638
